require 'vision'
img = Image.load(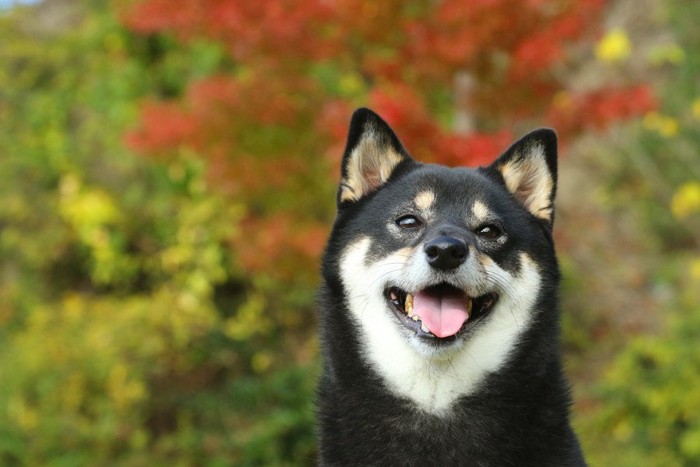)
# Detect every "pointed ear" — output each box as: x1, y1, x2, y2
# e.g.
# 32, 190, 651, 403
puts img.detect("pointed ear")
337, 108, 410, 205
489, 129, 557, 224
